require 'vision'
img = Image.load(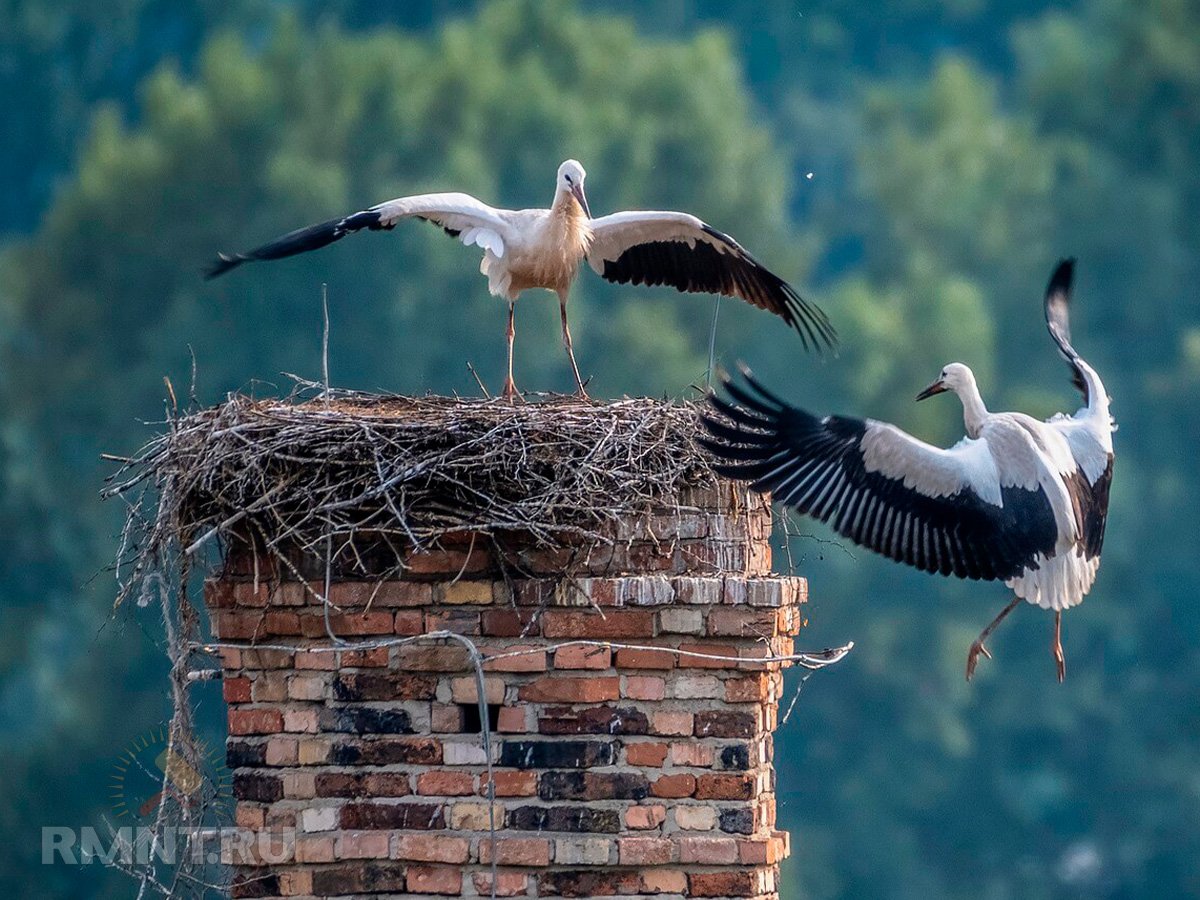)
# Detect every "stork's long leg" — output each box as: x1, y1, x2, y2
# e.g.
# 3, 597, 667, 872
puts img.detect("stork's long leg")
965, 596, 1021, 681
501, 298, 519, 402
1052, 611, 1066, 683
557, 290, 588, 398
